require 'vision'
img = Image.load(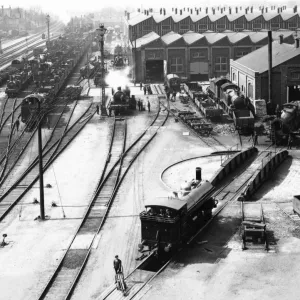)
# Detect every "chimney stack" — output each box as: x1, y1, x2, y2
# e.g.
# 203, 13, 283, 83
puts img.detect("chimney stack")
199, 7, 201, 11
212, 8, 215, 15
127, 12, 130, 20
266, 7, 268, 13
279, 34, 283, 44
175, 8, 178, 14
160, 8, 162, 14
251, 6, 253, 13
262, 7, 264, 14
164, 8, 166, 15
138, 8, 140, 13
235, 7, 238, 14
296, 38, 300, 48
172, 7, 174, 11
206, 7, 208, 14
197, 9, 199, 15
229, 7, 232, 14
184, 7, 185, 11
180, 9, 182, 15
294, 5, 297, 13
